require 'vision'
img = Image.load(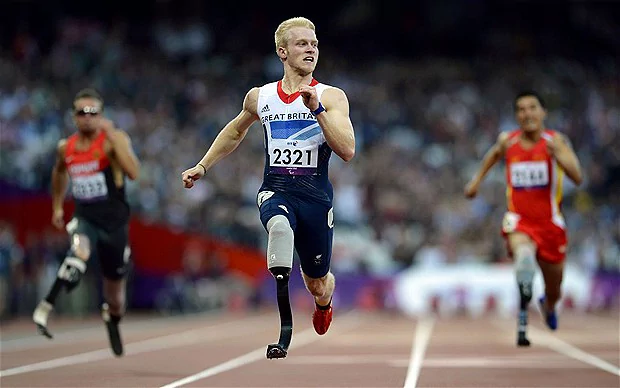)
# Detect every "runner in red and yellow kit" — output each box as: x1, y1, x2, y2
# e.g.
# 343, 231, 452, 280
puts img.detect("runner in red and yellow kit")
465, 91, 583, 347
